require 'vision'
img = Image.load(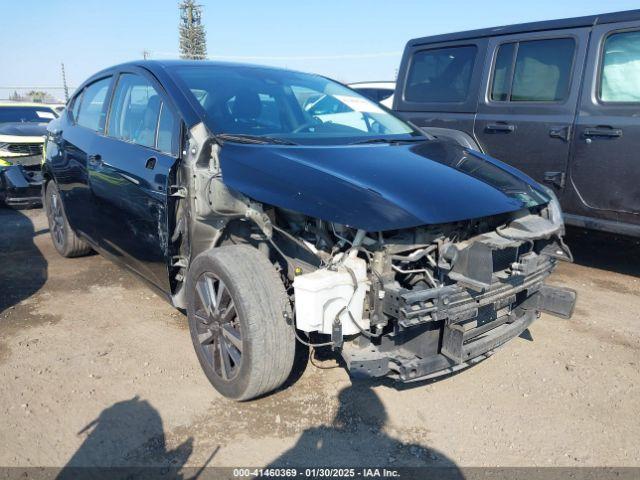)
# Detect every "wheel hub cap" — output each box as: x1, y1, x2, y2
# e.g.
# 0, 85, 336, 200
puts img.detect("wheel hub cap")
194, 273, 242, 381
